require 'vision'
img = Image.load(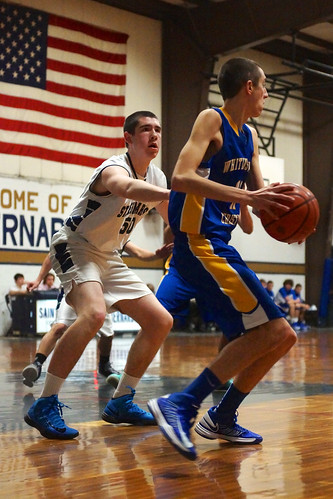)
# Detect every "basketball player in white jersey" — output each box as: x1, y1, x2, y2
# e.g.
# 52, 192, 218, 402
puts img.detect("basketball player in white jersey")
22, 240, 173, 387
24, 111, 173, 439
